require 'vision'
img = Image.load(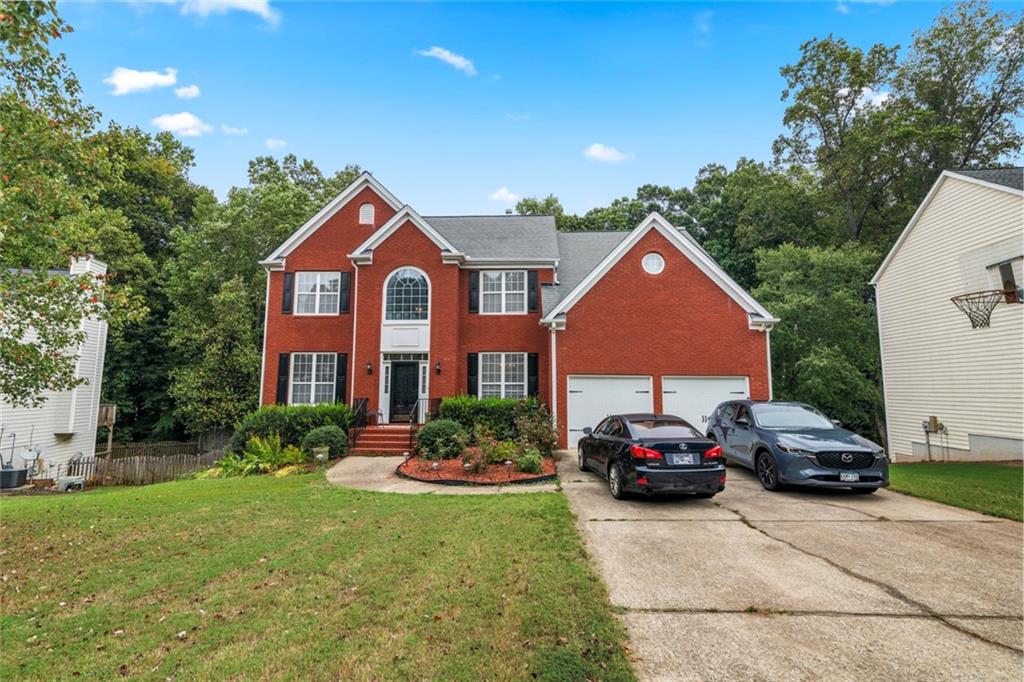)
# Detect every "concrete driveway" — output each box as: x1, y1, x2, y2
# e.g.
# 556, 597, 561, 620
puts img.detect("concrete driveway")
557, 455, 1023, 681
